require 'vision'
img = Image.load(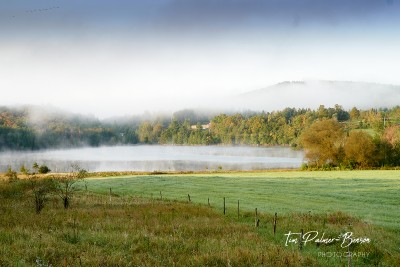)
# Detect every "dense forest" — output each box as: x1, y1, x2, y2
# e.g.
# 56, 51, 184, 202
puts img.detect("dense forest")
0, 107, 139, 150
1, 105, 400, 168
